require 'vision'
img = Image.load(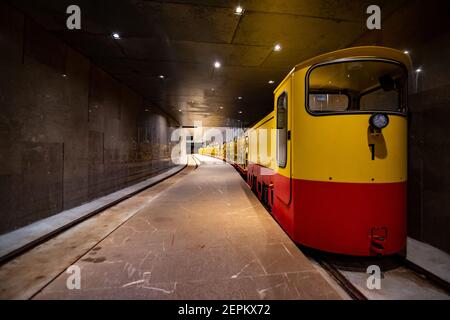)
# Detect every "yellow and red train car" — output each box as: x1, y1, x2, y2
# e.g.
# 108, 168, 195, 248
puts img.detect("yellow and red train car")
203, 46, 410, 256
